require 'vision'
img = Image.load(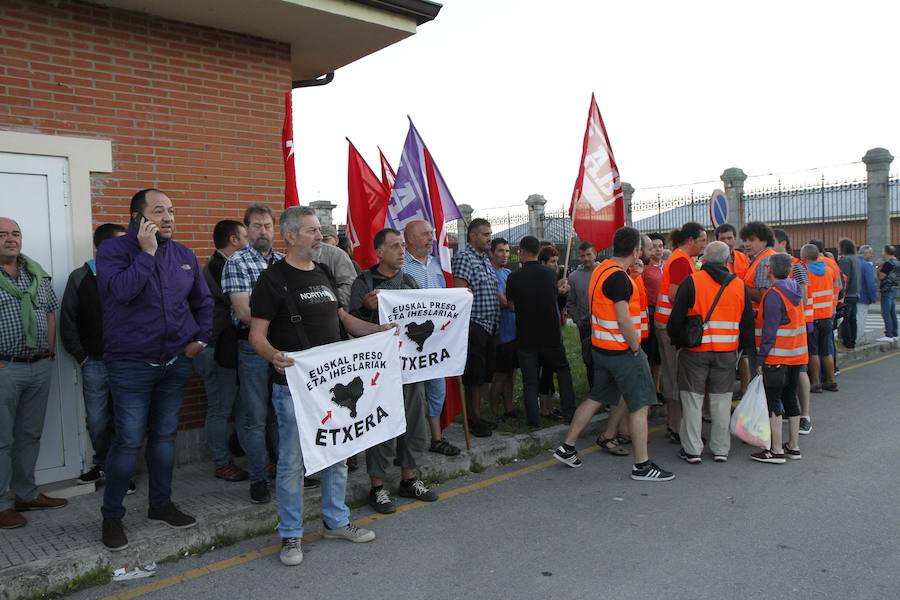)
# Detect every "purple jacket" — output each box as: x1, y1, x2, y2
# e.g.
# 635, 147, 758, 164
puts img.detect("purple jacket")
97, 221, 213, 363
